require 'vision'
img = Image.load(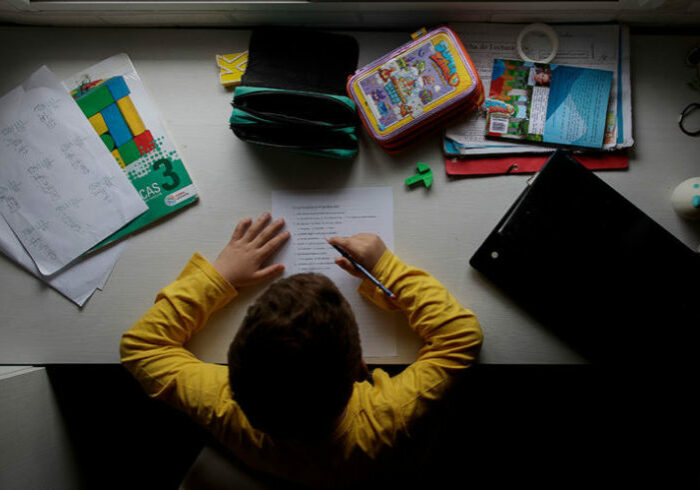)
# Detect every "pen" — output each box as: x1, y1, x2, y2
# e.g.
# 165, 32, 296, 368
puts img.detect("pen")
329, 243, 396, 300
